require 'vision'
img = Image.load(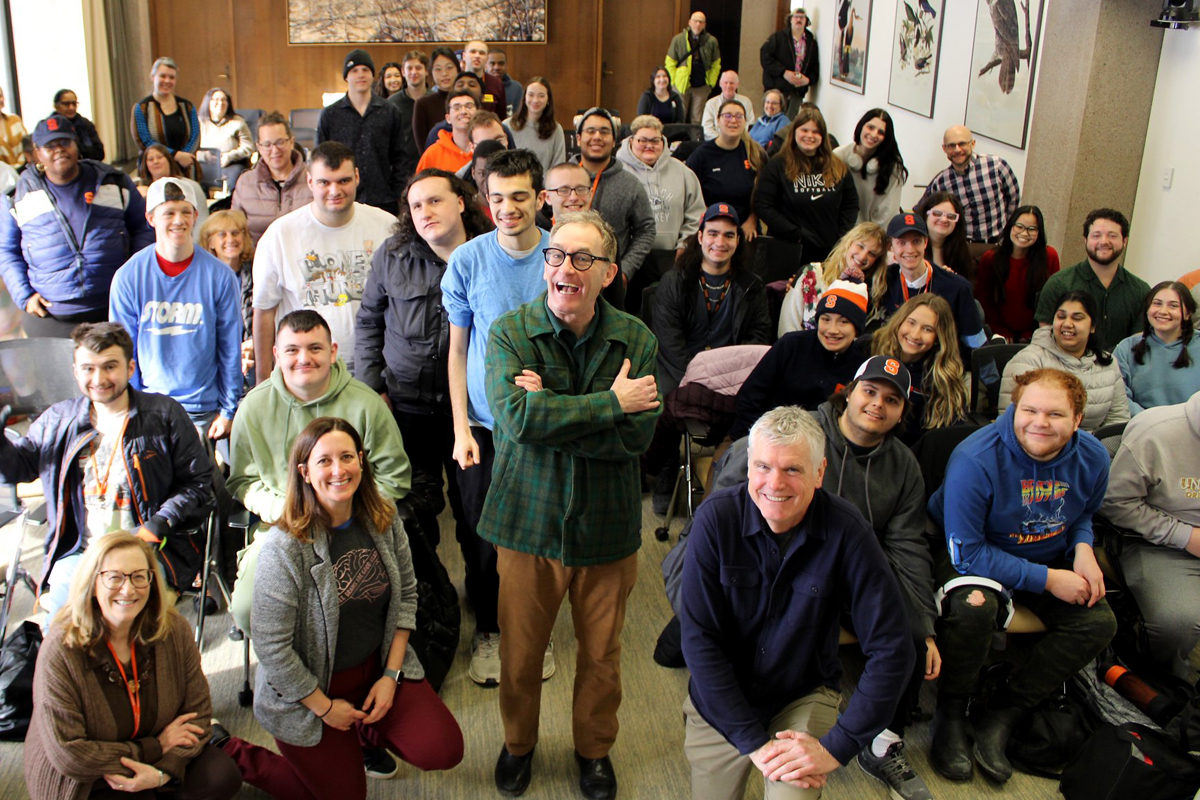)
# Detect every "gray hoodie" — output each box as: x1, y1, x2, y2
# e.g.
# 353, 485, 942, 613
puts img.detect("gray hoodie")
570, 153, 657, 278
711, 402, 936, 637
615, 138, 707, 251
